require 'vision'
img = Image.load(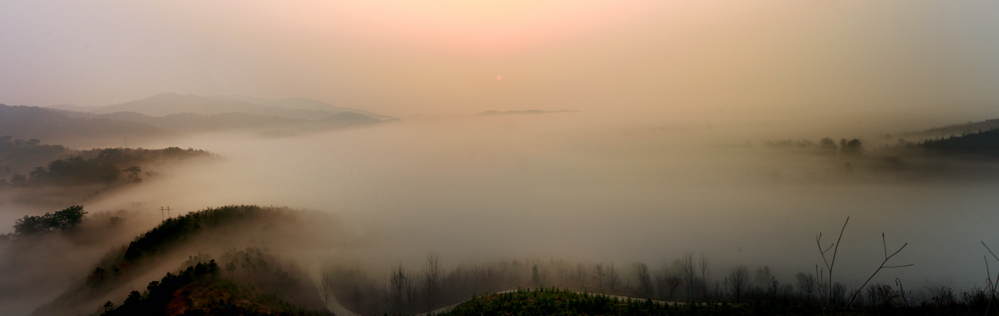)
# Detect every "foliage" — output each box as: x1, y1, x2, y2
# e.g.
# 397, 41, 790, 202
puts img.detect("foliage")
85, 205, 292, 287
437, 287, 671, 316
0, 135, 69, 178
2, 146, 210, 189
99, 260, 328, 316
5, 205, 87, 238
921, 128, 999, 157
